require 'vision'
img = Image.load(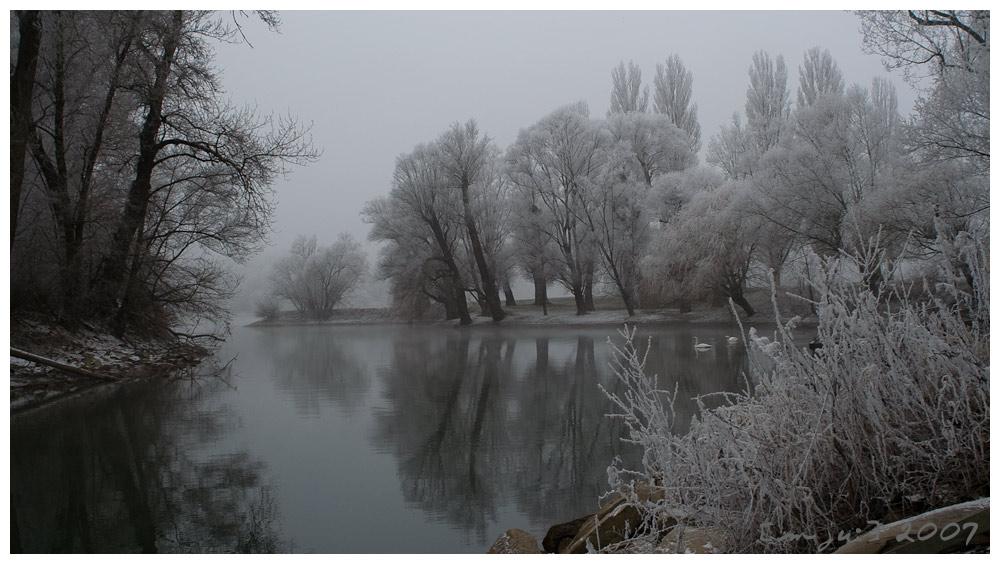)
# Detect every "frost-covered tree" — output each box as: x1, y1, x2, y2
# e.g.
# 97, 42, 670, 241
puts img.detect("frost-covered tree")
706, 51, 789, 181
509, 192, 559, 308
745, 50, 791, 154
437, 120, 506, 321
269, 233, 367, 320
604, 112, 695, 185
644, 173, 759, 316
652, 54, 701, 155
706, 113, 755, 181
364, 144, 473, 324
579, 142, 649, 316
608, 61, 649, 115
858, 10, 989, 177
507, 103, 604, 315
754, 77, 905, 292
797, 46, 846, 107
856, 10, 989, 290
